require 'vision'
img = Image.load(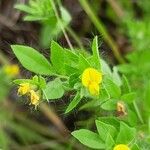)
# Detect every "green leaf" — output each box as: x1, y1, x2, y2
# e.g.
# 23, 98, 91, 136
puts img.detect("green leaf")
64, 48, 79, 68
15, 4, 34, 14
101, 59, 112, 76
78, 54, 90, 73
13, 79, 33, 84
99, 88, 110, 101
15, 0, 54, 22
112, 67, 122, 86
79, 99, 101, 110
38, 76, 46, 89
72, 129, 105, 149
117, 64, 136, 74
63, 48, 79, 75
98, 117, 120, 130
40, 20, 57, 47
91, 36, 101, 70
101, 99, 117, 111
43, 78, 64, 100
126, 110, 138, 126
50, 41, 65, 74
60, 6, 71, 26
64, 64, 78, 76
121, 75, 131, 93
69, 73, 79, 88
95, 120, 117, 141
116, 122, 136, 144
105, 133, 115, 150
65, 92, 82, 113
104, 77, 121, 98
24, 15, 48, 21
121, 92, 136, 103
11, 45, 52, 75
131, 144, 140, 150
